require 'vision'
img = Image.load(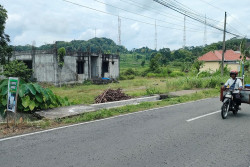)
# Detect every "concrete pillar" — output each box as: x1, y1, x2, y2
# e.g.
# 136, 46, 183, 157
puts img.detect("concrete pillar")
31, 45, 36, 79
